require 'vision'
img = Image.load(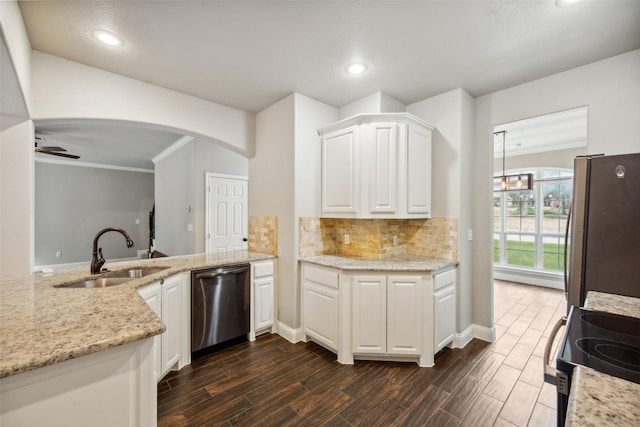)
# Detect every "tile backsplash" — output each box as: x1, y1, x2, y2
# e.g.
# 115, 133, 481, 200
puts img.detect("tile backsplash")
299, 217, 458, 260
249, 215, 278, 255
